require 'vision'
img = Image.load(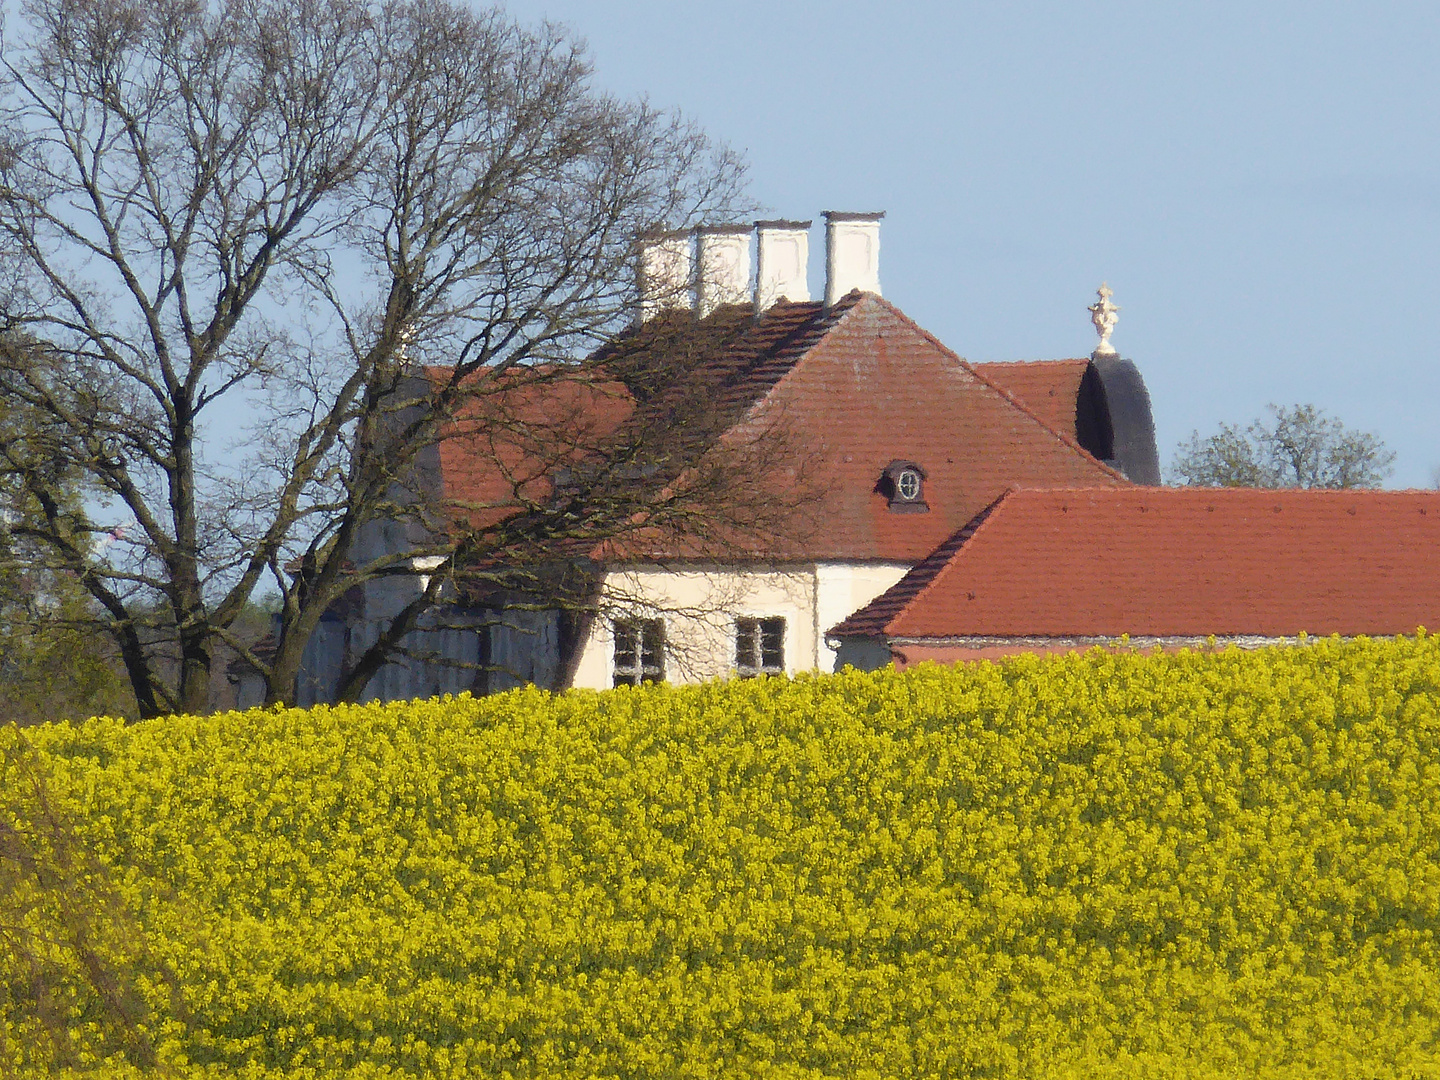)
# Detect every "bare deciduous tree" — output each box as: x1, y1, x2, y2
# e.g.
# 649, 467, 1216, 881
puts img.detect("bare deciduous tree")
0, 0, 753, 715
